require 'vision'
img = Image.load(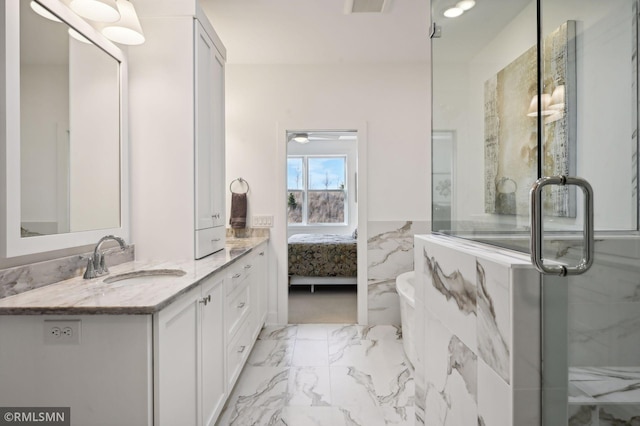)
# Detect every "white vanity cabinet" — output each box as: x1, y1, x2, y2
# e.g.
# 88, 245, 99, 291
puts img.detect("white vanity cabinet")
224, 242, 269, 390
130, 8, 226, 261
0, 243, 269, 426
154, 272, 225, 426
